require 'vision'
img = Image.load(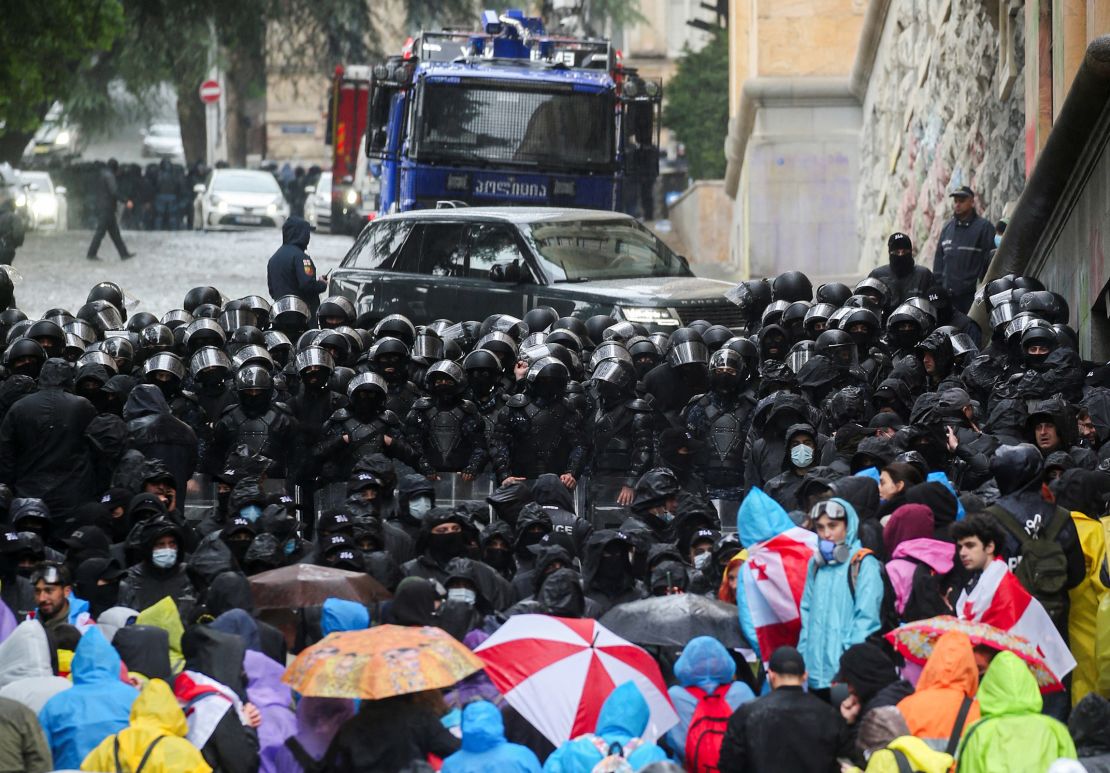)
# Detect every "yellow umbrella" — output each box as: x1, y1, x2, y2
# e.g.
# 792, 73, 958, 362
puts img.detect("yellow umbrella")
283, 625, 484, 699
